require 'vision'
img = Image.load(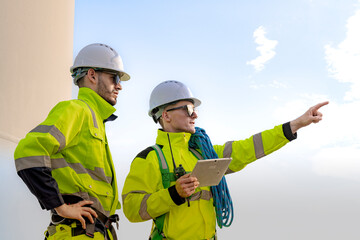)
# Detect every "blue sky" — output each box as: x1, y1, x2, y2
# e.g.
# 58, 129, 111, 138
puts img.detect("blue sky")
2, 1, 359, 239
71, 0, 360, 239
